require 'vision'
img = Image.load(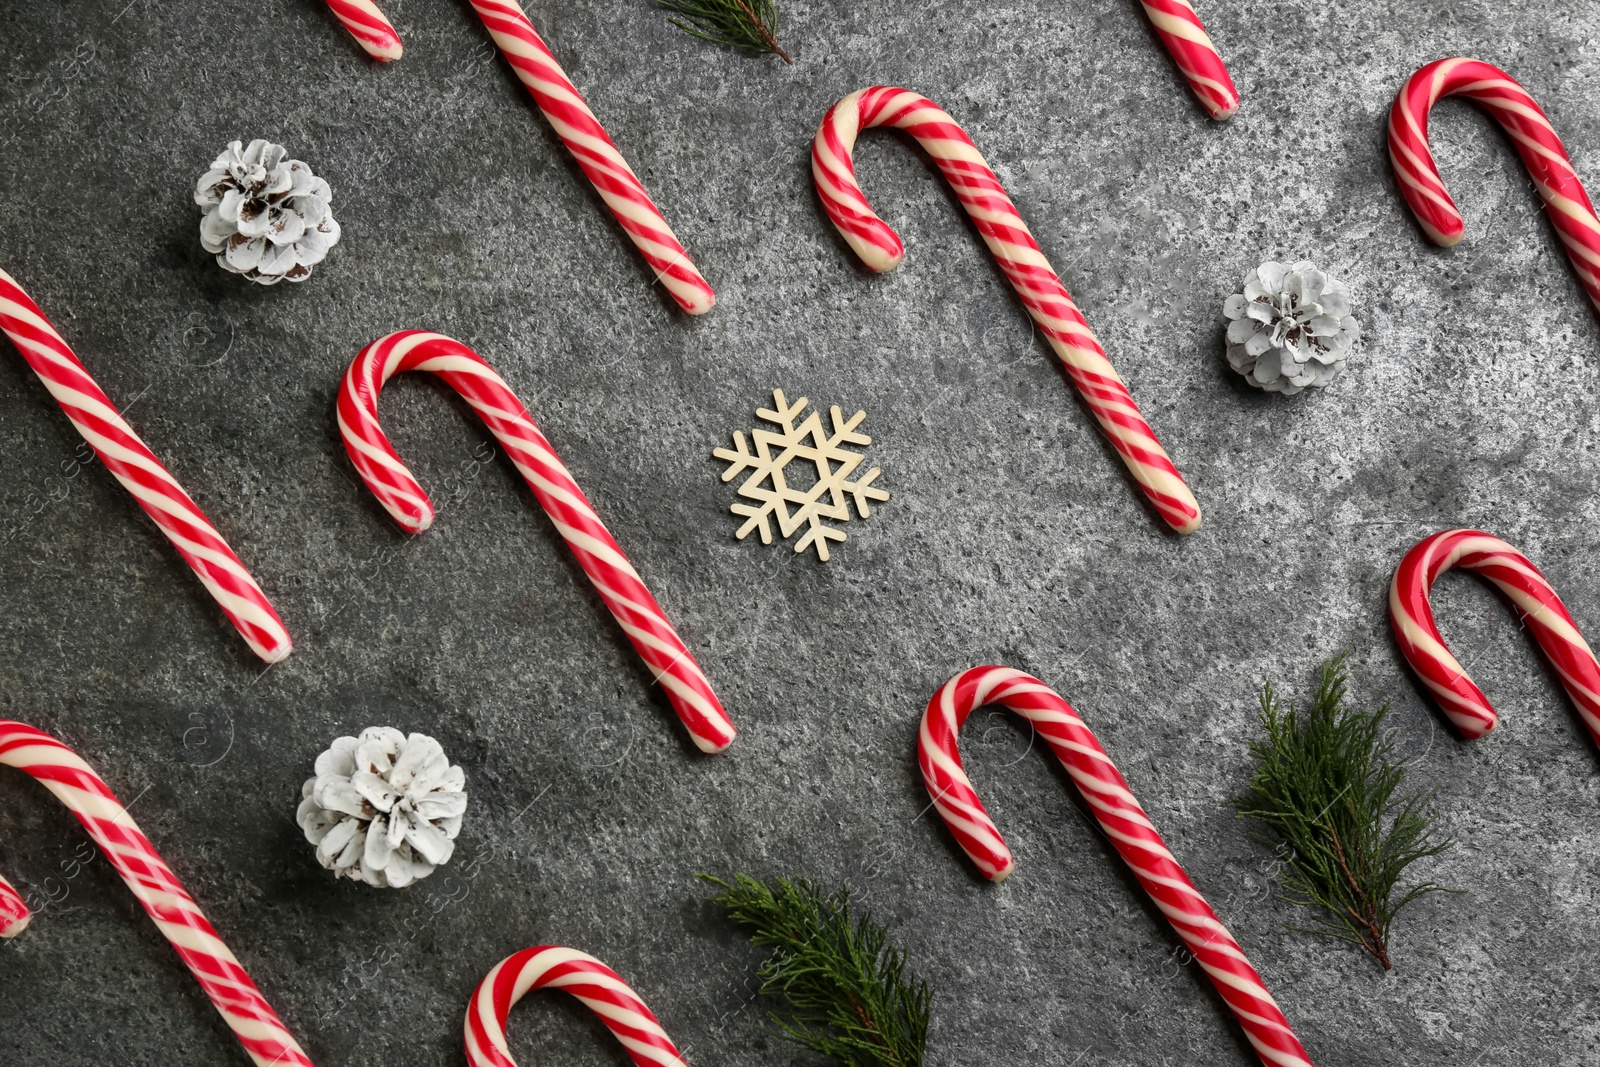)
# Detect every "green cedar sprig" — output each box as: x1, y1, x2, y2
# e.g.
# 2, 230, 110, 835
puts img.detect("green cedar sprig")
703, 874, 929, 1067
654, 0, 792, 63
1235, 653, 1458, 970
